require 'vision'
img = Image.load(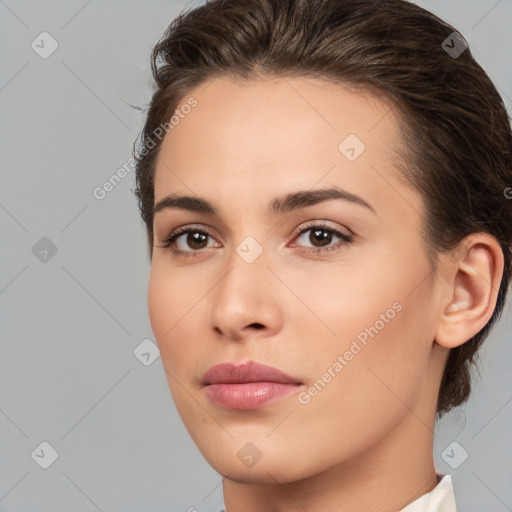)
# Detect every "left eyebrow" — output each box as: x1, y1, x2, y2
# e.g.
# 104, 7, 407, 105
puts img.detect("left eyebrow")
267, 187, 376, 216
153, 186, 376, 217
